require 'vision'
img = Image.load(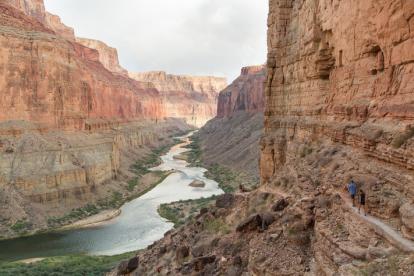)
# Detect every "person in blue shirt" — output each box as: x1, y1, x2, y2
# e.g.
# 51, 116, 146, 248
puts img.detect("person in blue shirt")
348, 180, 357, 207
